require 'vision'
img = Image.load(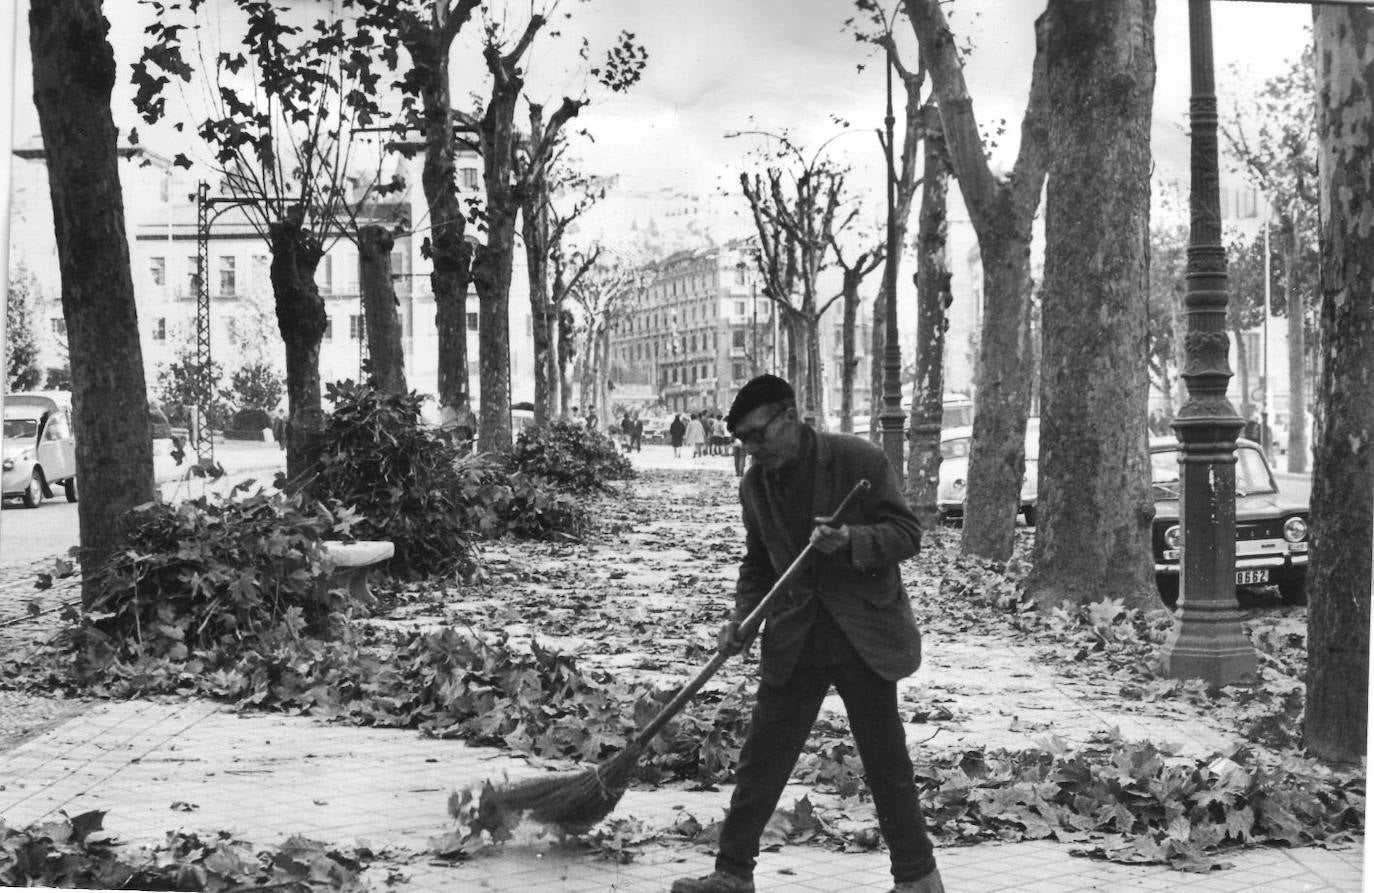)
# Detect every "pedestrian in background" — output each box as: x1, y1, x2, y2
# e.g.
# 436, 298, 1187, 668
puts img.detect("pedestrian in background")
631, 414, 644, 452
672, 373, 943, 893
686, 412, 705, 458
271, 408, 287, 451
669, 414, 686, 457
